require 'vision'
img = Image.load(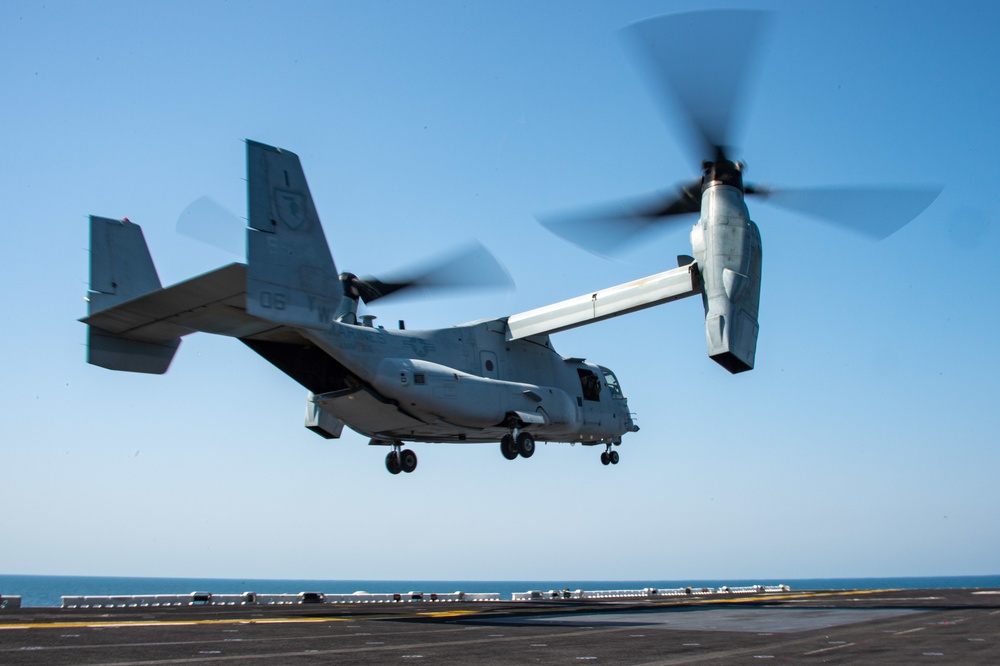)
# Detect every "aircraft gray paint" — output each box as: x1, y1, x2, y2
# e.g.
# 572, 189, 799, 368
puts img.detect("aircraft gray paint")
83, 141, 699, 474
81, 11, 939, 474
